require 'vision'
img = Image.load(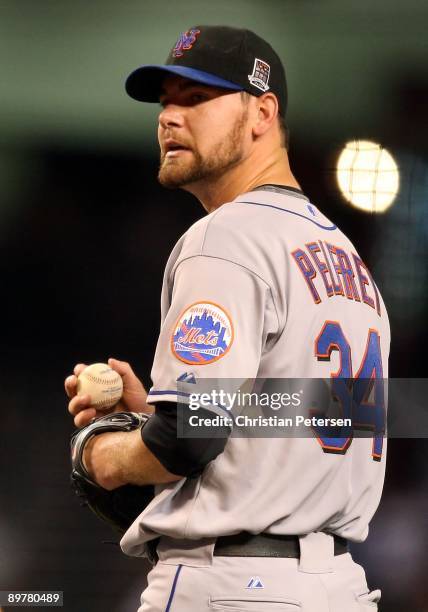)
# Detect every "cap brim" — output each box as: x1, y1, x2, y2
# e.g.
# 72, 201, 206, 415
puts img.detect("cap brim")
125, 65, 243, 102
